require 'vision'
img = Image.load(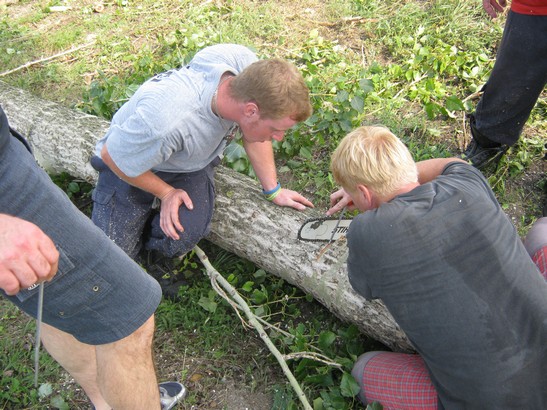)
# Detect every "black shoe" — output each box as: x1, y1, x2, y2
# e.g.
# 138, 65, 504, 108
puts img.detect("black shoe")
140, 250, 189, 300
463, 139, 508, 170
